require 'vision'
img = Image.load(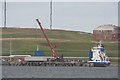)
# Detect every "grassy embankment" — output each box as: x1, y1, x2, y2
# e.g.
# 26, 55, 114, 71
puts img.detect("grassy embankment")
2, 28, 119, 64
